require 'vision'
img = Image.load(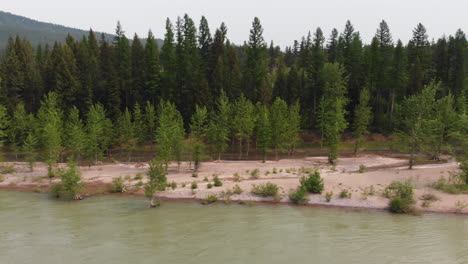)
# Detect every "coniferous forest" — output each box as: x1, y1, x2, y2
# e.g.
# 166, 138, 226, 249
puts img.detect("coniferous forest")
0, 15, 467, 165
